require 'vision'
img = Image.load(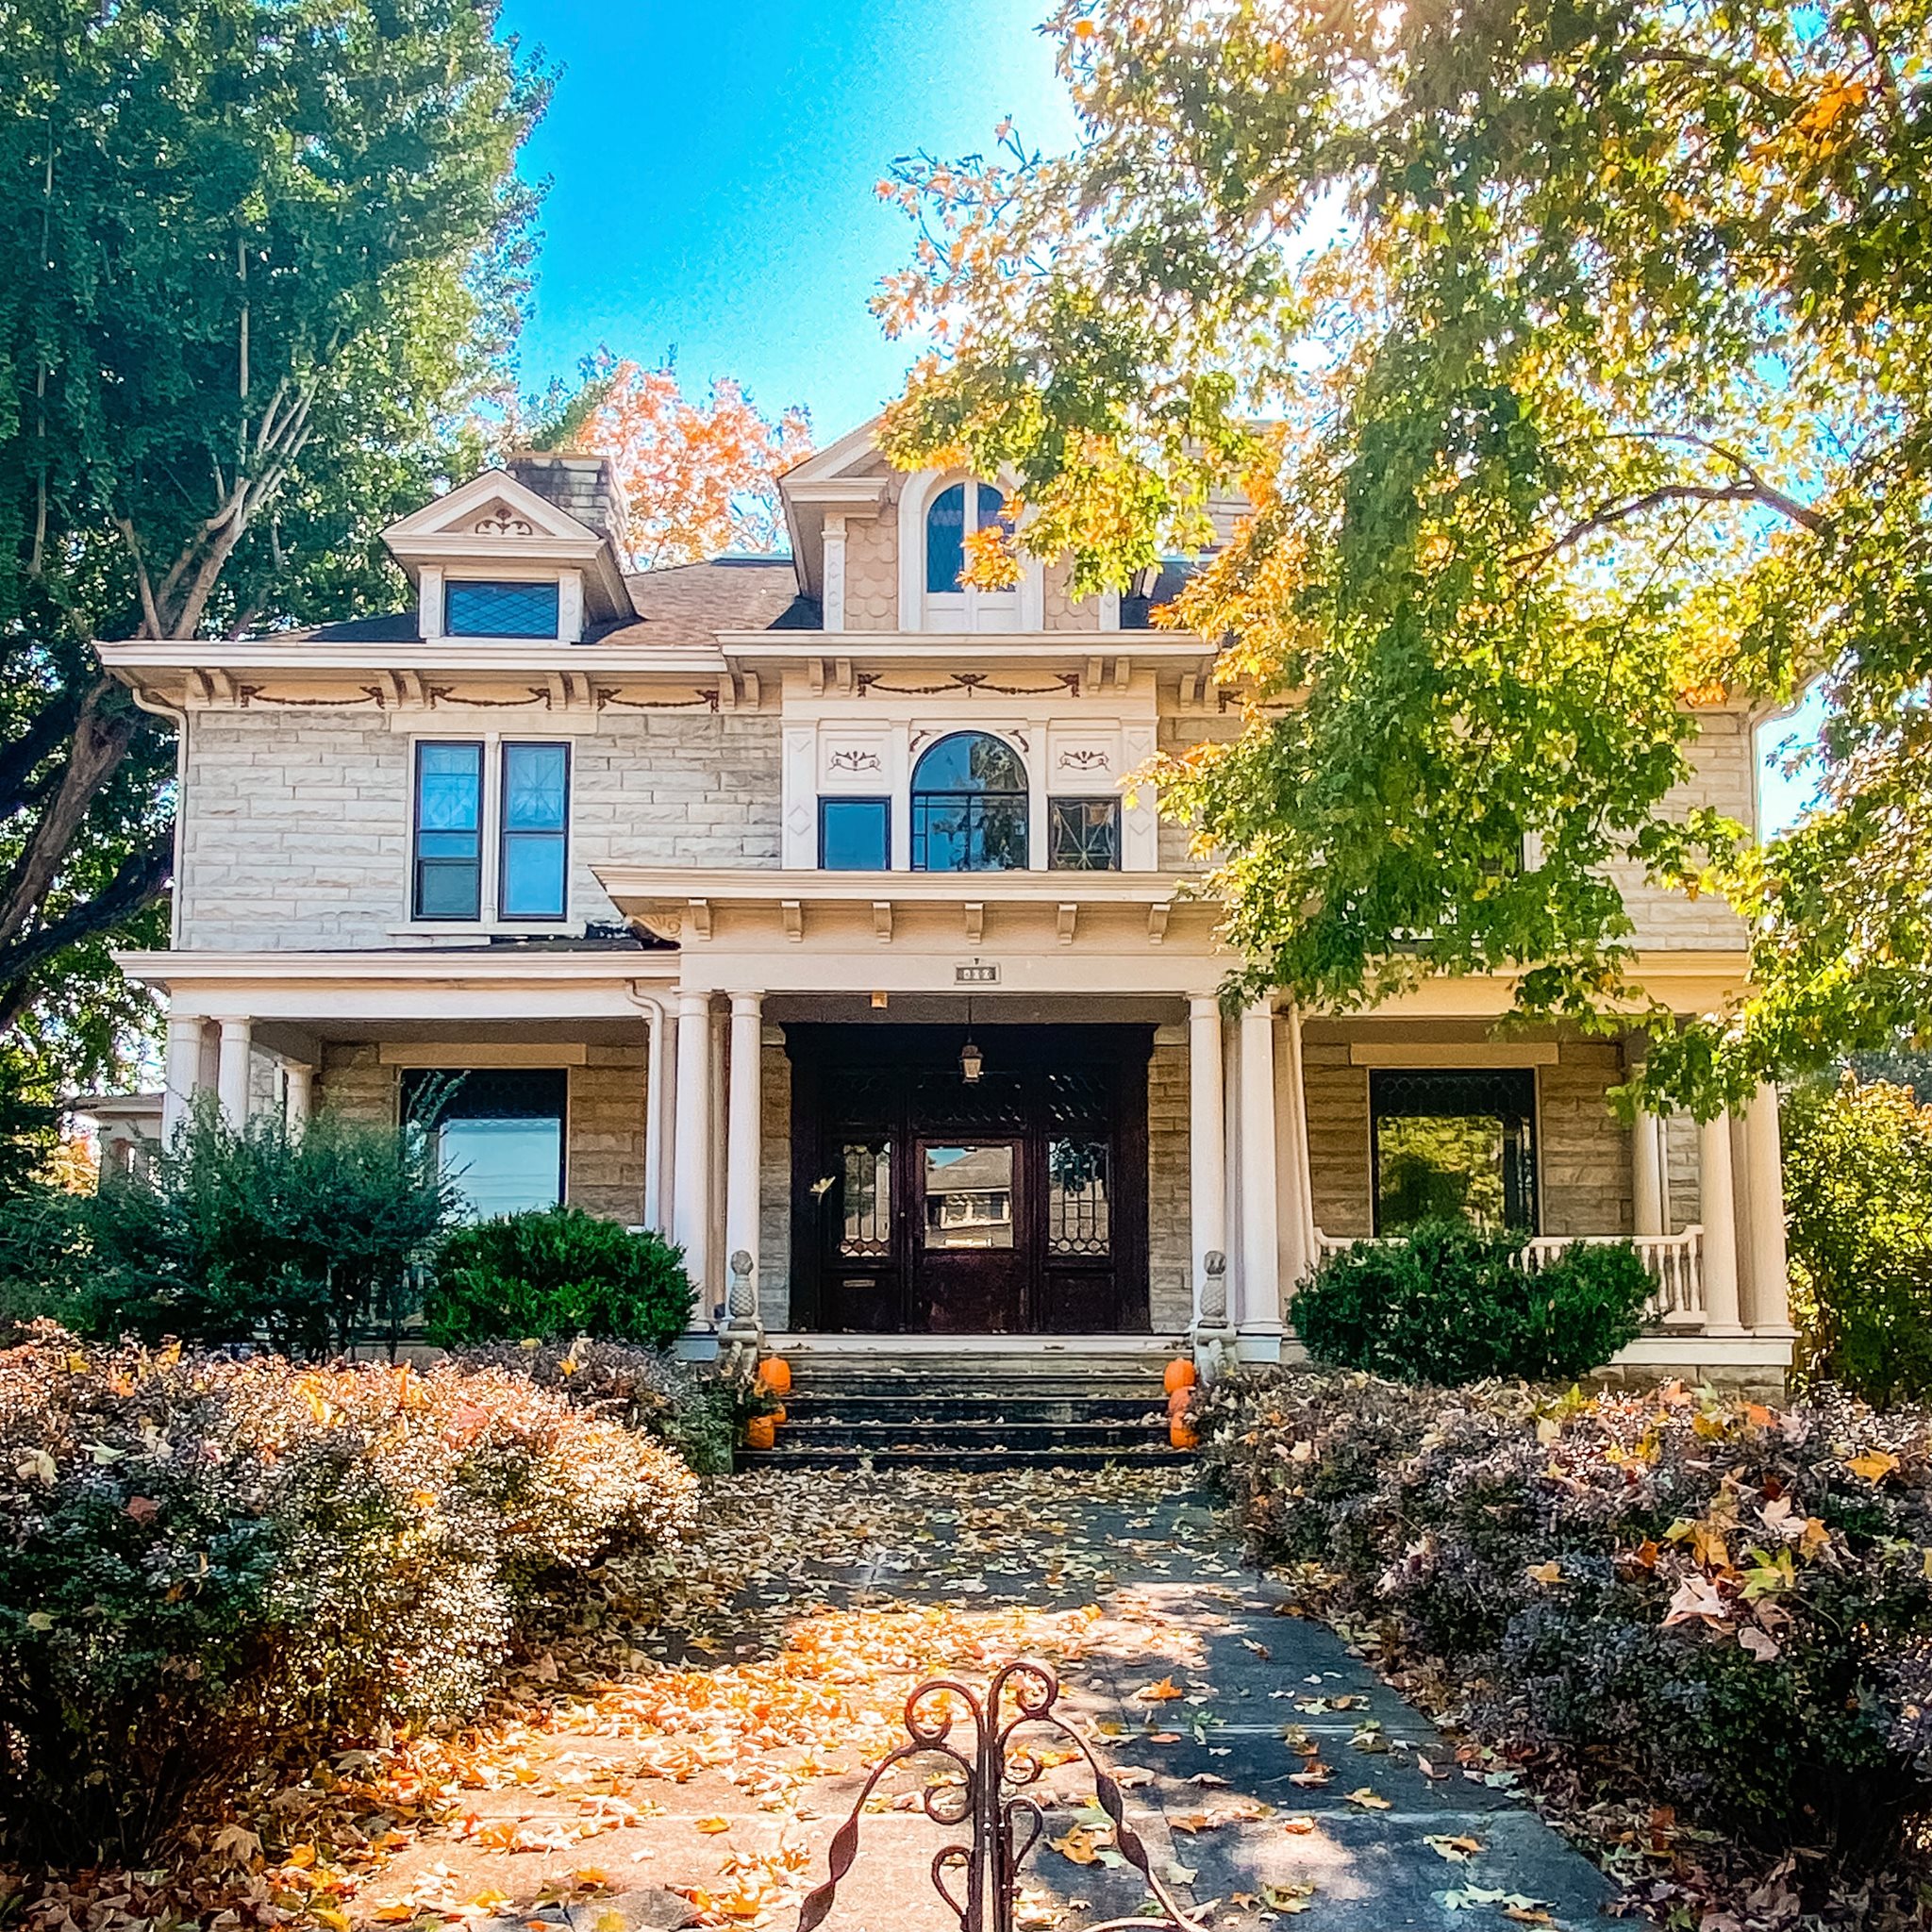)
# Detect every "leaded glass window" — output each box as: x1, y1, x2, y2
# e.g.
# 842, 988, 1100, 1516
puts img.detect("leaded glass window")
910, 731, 1029, 872
924, 483, 1011, 595
1048, 1138, 1110, 1255
840, 1140, 891, 1256
1370, 1067, 1539, 1235
412, 741, 483, 920
1048, 797, 1122, 871
403, 1068, 565, 1220
444, 579, 560, 638
500, 741, 569, 919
